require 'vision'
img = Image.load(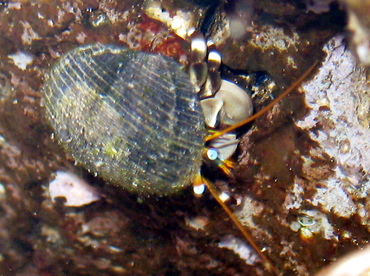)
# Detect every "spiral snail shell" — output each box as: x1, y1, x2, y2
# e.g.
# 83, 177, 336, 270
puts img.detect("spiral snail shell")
43, 44, 206, 196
